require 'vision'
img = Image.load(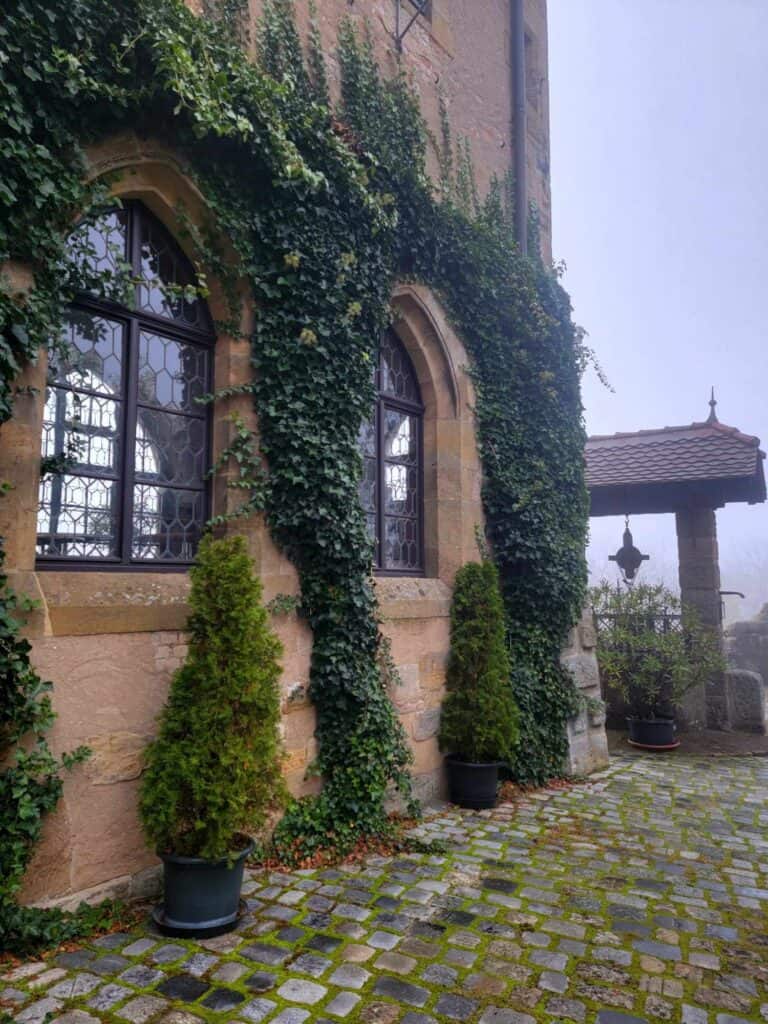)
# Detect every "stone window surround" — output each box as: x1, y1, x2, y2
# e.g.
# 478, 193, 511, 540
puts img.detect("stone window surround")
0, 137, 482, 639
